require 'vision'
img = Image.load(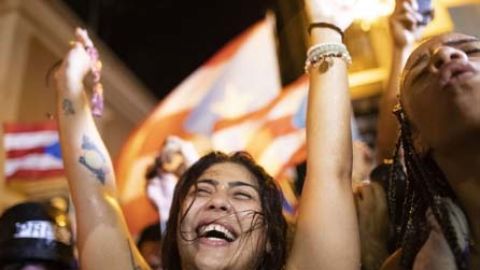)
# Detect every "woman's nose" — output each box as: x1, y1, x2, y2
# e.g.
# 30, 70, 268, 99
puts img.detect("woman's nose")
207, 190, 231, 212
429, 46, 468, 73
